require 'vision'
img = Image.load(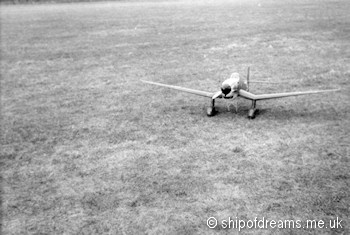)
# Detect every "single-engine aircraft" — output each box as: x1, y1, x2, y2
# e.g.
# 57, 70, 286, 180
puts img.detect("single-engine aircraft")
141, 68, 339, 119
